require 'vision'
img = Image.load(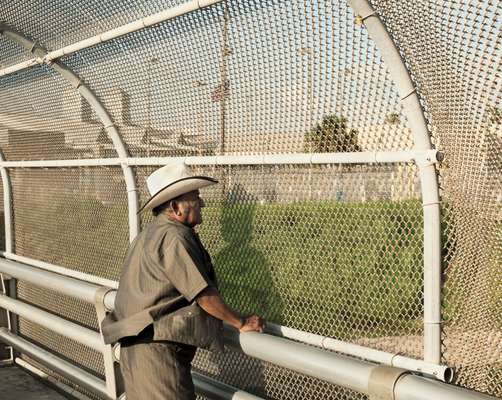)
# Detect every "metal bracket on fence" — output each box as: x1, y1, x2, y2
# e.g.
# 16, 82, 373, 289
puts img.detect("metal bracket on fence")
368, 366, 410, 400
414, 150, 443, 168
95, 286, 122, 399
